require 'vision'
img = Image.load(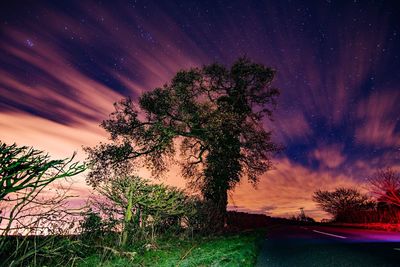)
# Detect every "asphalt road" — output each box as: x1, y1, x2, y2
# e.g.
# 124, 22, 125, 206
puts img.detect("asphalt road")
256, 225, 400, 267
